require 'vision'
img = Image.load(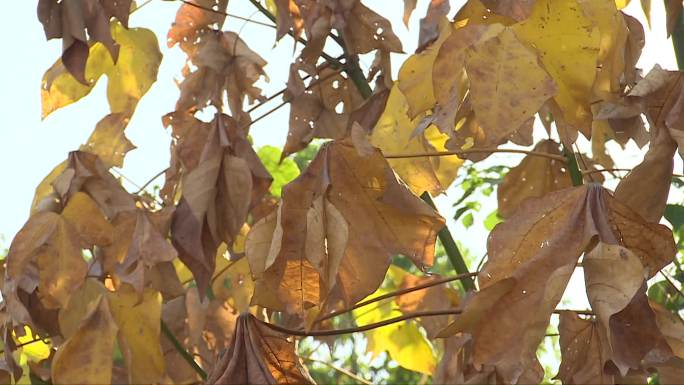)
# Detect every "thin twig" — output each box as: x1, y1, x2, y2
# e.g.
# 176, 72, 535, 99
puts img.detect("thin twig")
0, 335, 52, 355
582, 168, 684, 179
552, 309, 594, 316
314, 272, 478, 324
131, 0, 154, 14
304, 357, 372, 385
259, 310, 463, 337
161, 320, 207, 380
383, 149, 568, 163
135, 168, 168, 194
243, 67, 343, 131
